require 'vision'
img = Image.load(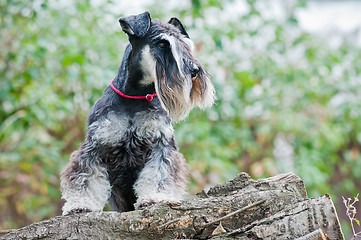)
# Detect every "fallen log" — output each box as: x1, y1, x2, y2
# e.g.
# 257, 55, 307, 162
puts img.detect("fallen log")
0, 172, 344, 239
